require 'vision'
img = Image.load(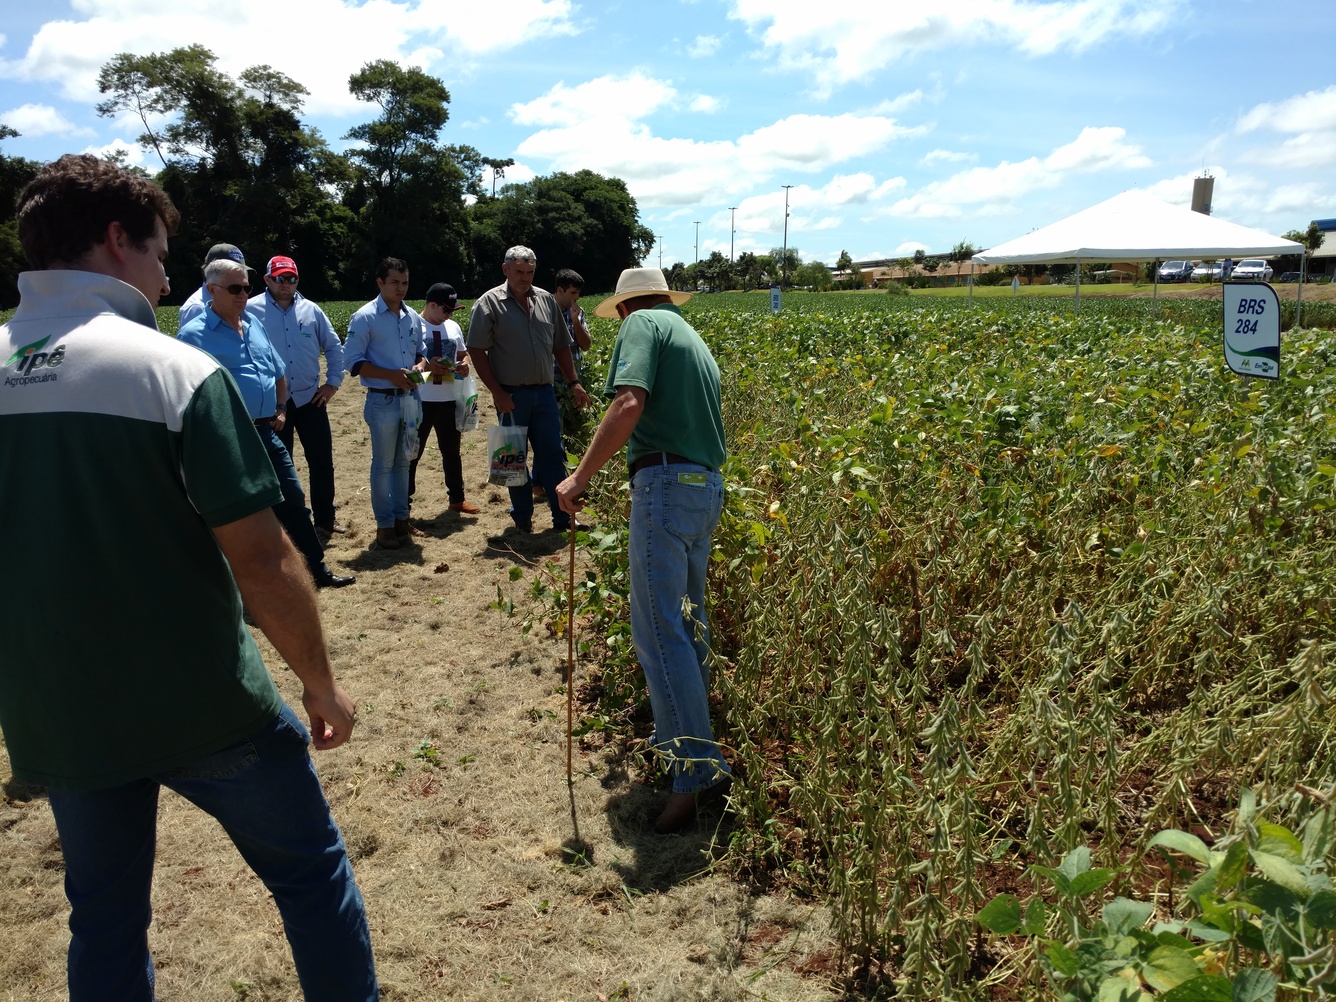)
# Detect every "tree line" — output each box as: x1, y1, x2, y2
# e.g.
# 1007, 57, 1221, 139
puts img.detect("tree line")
0, 47, 655, 309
